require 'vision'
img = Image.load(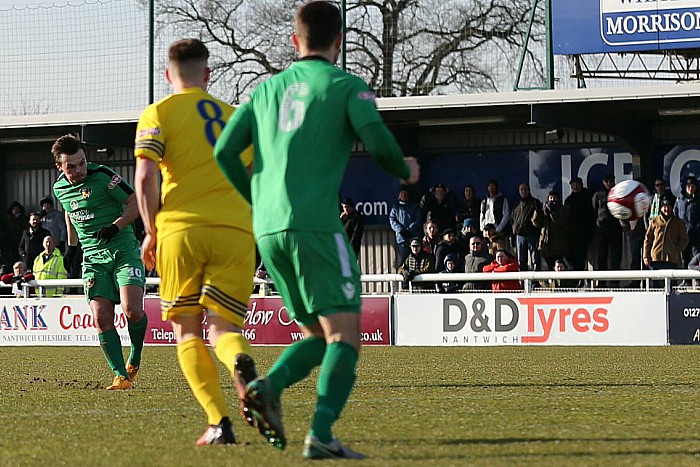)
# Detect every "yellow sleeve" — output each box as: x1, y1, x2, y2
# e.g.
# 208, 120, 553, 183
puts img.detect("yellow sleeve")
134, 104, 165, 163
